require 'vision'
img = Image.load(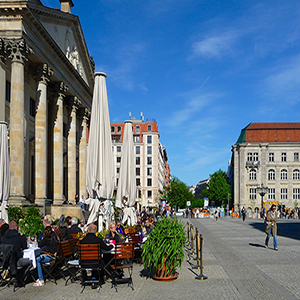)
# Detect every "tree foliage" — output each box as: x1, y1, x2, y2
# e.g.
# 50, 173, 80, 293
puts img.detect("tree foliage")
204, 169, 231, 206
162, 177, 195, 209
